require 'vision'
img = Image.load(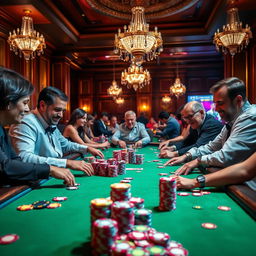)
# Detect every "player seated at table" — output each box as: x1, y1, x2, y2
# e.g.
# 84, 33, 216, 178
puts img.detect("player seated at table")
0, 67, 75, 186
156, 111, 180, 139
63, 108, 110, 149
159, 101, 223, 159
84, 114, 96, 139
107, 115, 119, 134
111, 110, 151, 148
146, 117, 158, 130
166, 77, 256, 190
10, 87, 104, 176
176, 152, 256, 190
93, 112, 113, 137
